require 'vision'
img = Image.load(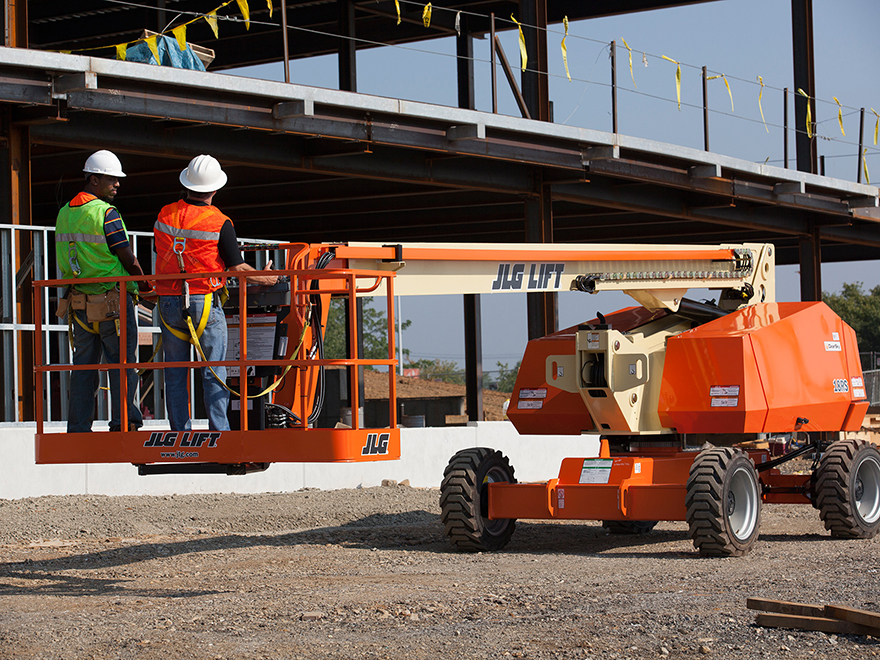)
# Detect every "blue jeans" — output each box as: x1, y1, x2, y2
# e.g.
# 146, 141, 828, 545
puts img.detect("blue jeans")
159, 294, 230, 431
68, 292, 144, 433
